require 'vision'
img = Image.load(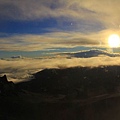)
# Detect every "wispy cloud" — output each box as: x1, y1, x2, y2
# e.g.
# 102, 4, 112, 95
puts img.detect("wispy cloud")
0, 0, 120, 28
1, 0, 120, 52
0, 29, 120, 51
